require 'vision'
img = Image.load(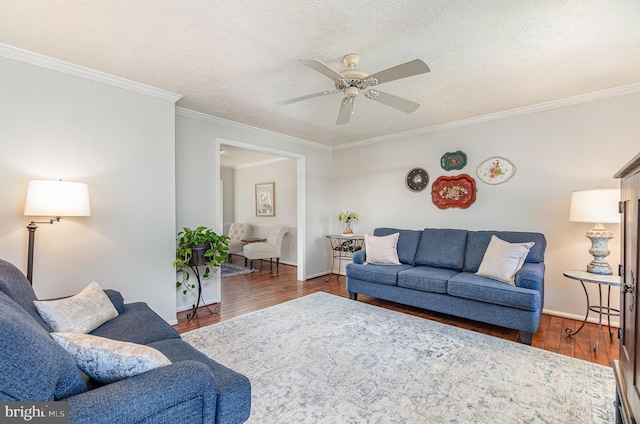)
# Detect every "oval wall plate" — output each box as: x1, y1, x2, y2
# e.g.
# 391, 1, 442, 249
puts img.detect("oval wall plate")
476, 157, 516, 185
431, 174, 477, 209
440, 151, 467, 171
